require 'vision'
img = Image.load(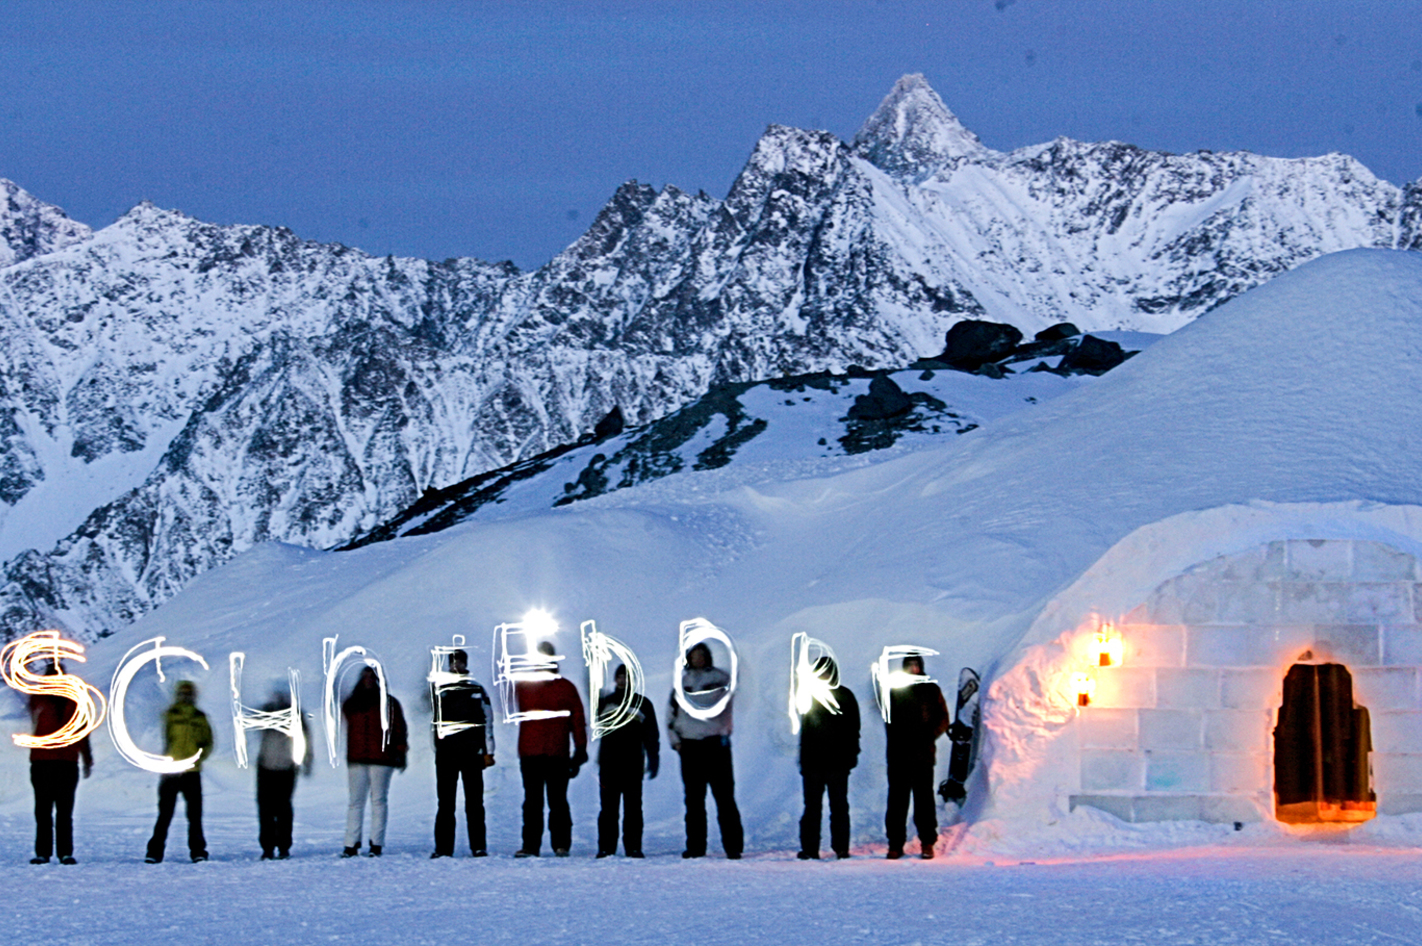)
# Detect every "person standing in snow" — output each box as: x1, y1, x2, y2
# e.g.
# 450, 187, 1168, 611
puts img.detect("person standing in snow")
668, 642, 743, 859
798, 656, 860, 860
27, 659, 94, 865
145, 679, 214, 864
255, 685, 311, 860
595, 663, 658, 858
884, 654, 949, 859
341, 666, 408, 857
430, 648, 495, 858
515, 642, 588, 857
